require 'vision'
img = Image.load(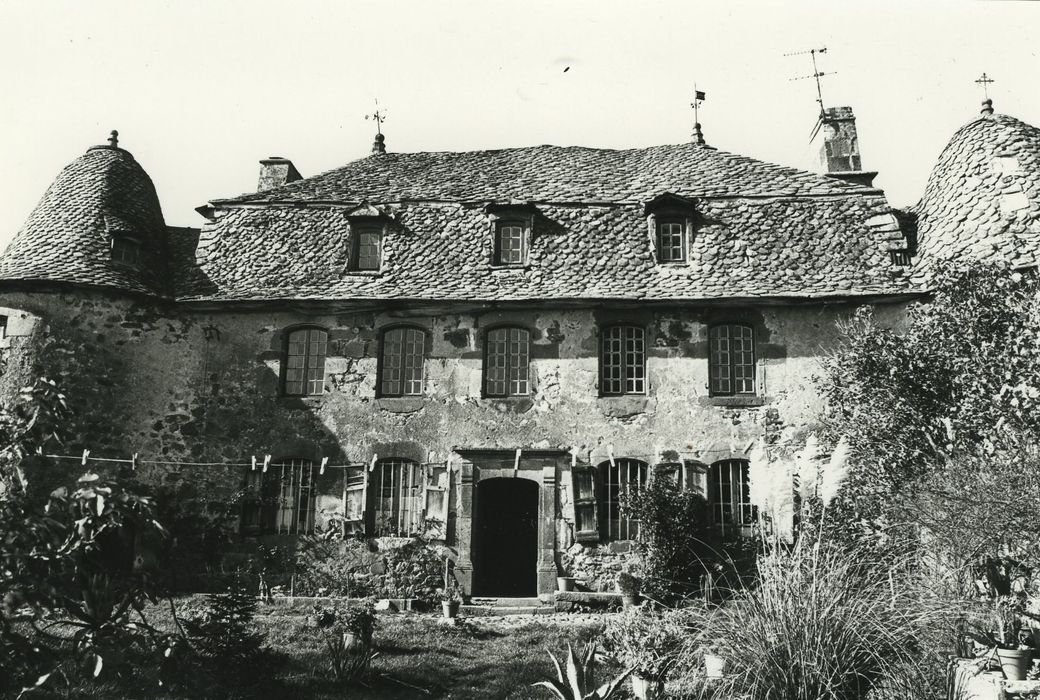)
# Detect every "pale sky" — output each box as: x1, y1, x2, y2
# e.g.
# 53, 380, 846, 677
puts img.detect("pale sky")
1, 0, 1038, 245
